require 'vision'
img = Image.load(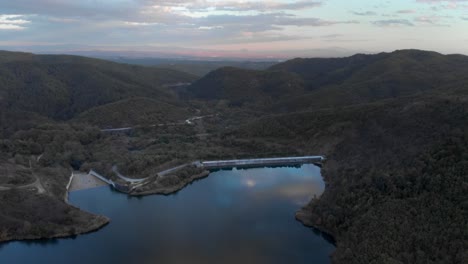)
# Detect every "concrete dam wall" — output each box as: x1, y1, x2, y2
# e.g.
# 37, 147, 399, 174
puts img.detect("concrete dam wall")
201, 156, 325, 169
